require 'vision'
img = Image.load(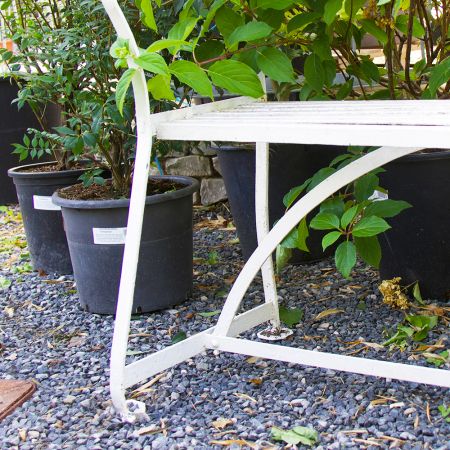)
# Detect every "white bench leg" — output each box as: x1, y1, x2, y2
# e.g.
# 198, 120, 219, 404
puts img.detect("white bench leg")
255, 142, 281, 329
213, 146, 423, 337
